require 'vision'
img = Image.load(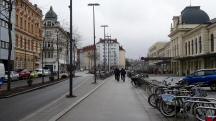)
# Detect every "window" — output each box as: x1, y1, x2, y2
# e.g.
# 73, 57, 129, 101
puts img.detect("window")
45, 31, 52, 37
192, 40, 194, 55
195, 38, 198, 54
47, 21, 52, 27
24, 20, 26, 30
188, 41, 191, 55
199, 36, 202, 53
0, 40, 9, 49
185, 43, 187, 55
20, 36, 23, 48
211, 34, 214, 52
20, 18, 23, 28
